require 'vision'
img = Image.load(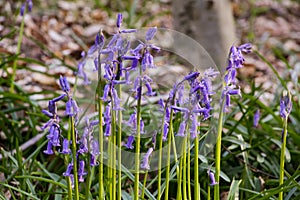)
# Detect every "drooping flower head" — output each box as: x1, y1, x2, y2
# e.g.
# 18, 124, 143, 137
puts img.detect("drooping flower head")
280, 90, 292, 119
140, 147, 154, 170
222, 43, 252, 111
